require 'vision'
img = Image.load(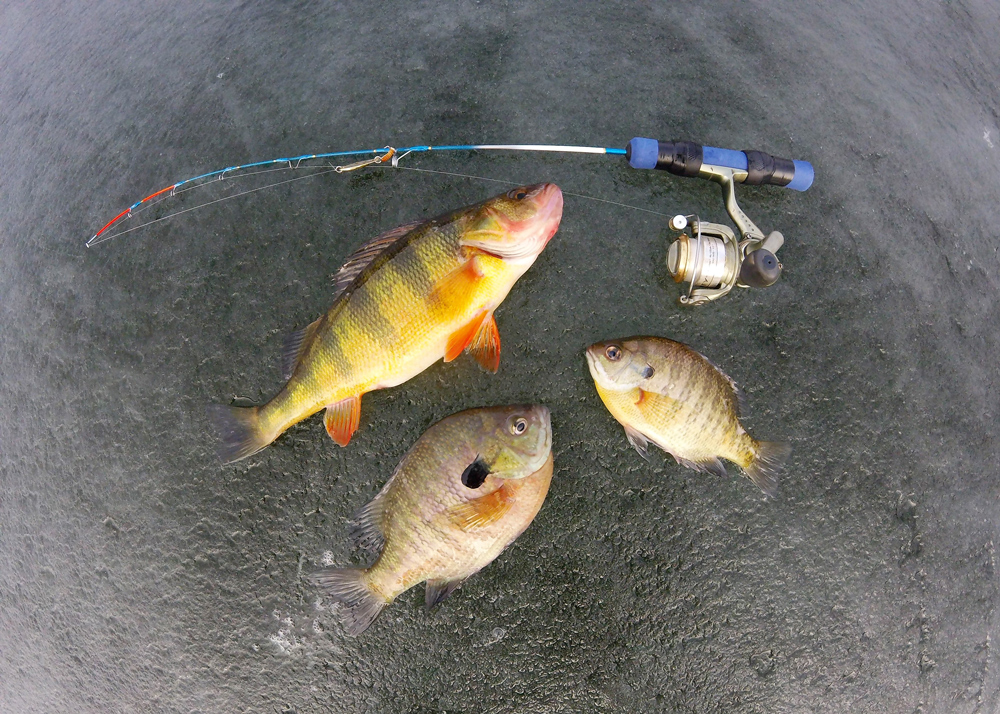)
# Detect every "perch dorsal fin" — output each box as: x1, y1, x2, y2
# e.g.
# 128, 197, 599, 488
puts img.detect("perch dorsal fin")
331, 220, 426, 298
